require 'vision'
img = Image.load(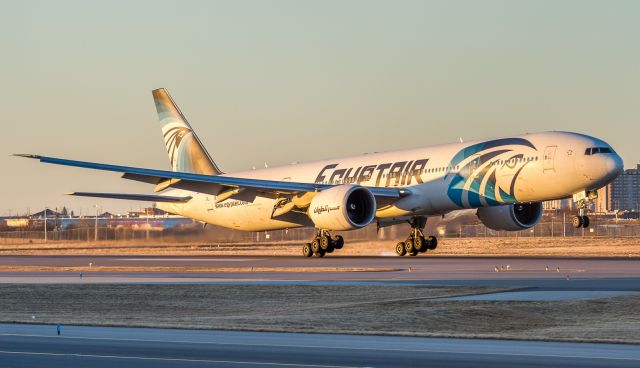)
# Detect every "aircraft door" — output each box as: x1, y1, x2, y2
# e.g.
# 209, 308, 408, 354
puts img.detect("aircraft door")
206, 196, 215, 211
543, 146, 557, 171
